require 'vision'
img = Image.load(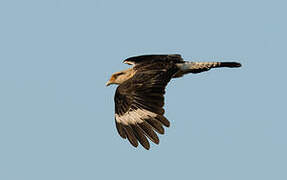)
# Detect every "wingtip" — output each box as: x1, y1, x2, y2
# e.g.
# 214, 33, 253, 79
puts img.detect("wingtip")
123, 60, 134, 65
143, 145, 150, 150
